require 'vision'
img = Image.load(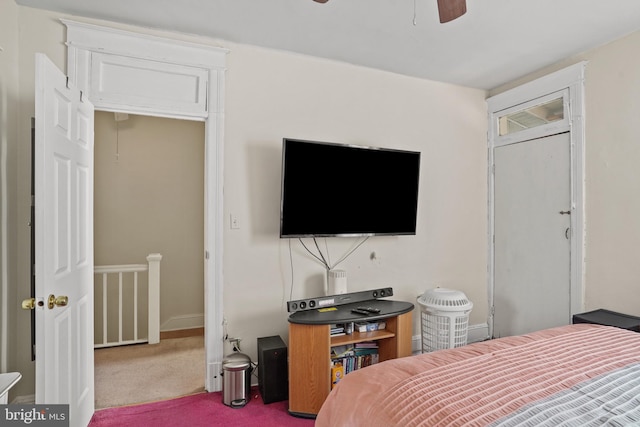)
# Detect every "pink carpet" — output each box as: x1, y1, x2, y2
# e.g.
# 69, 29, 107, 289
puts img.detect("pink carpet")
89, 387, 315, 427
